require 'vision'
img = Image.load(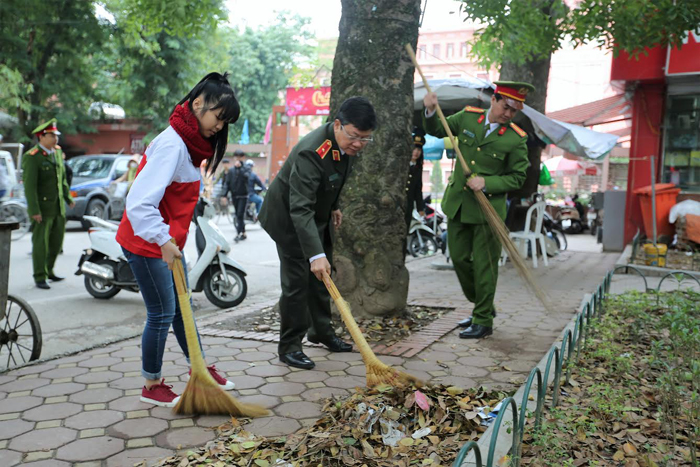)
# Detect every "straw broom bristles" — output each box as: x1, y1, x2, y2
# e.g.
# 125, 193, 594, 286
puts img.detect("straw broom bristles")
405, 44, 552, 312
171, 256, 268, 417
322, 273, 424, 388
